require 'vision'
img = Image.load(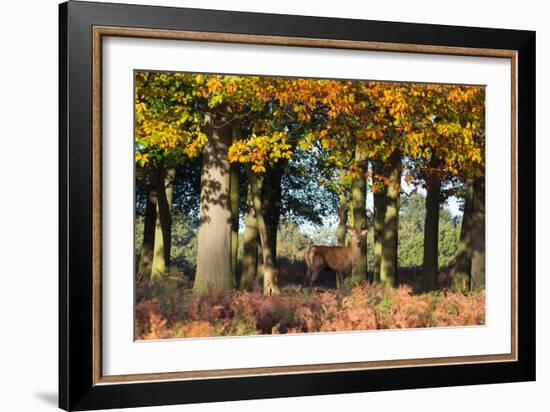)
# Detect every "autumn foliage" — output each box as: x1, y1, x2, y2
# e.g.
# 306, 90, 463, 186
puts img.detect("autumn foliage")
135, 72, 484, 180
134, 70, 486, 337
136, 279, 485, 340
